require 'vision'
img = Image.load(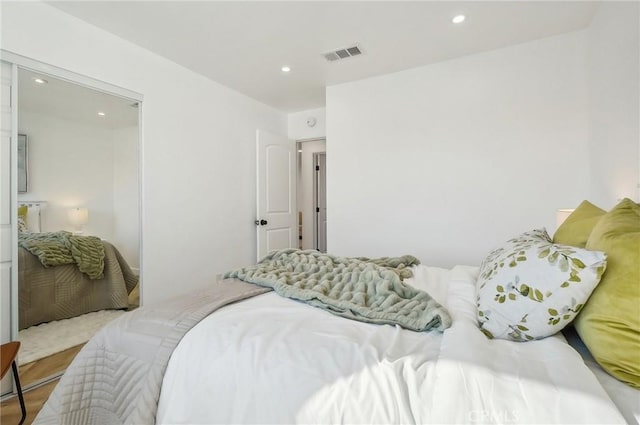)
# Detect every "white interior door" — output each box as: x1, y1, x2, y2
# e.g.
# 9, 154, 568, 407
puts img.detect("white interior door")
0, 61, 15, 396
256, 130, 296, 261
